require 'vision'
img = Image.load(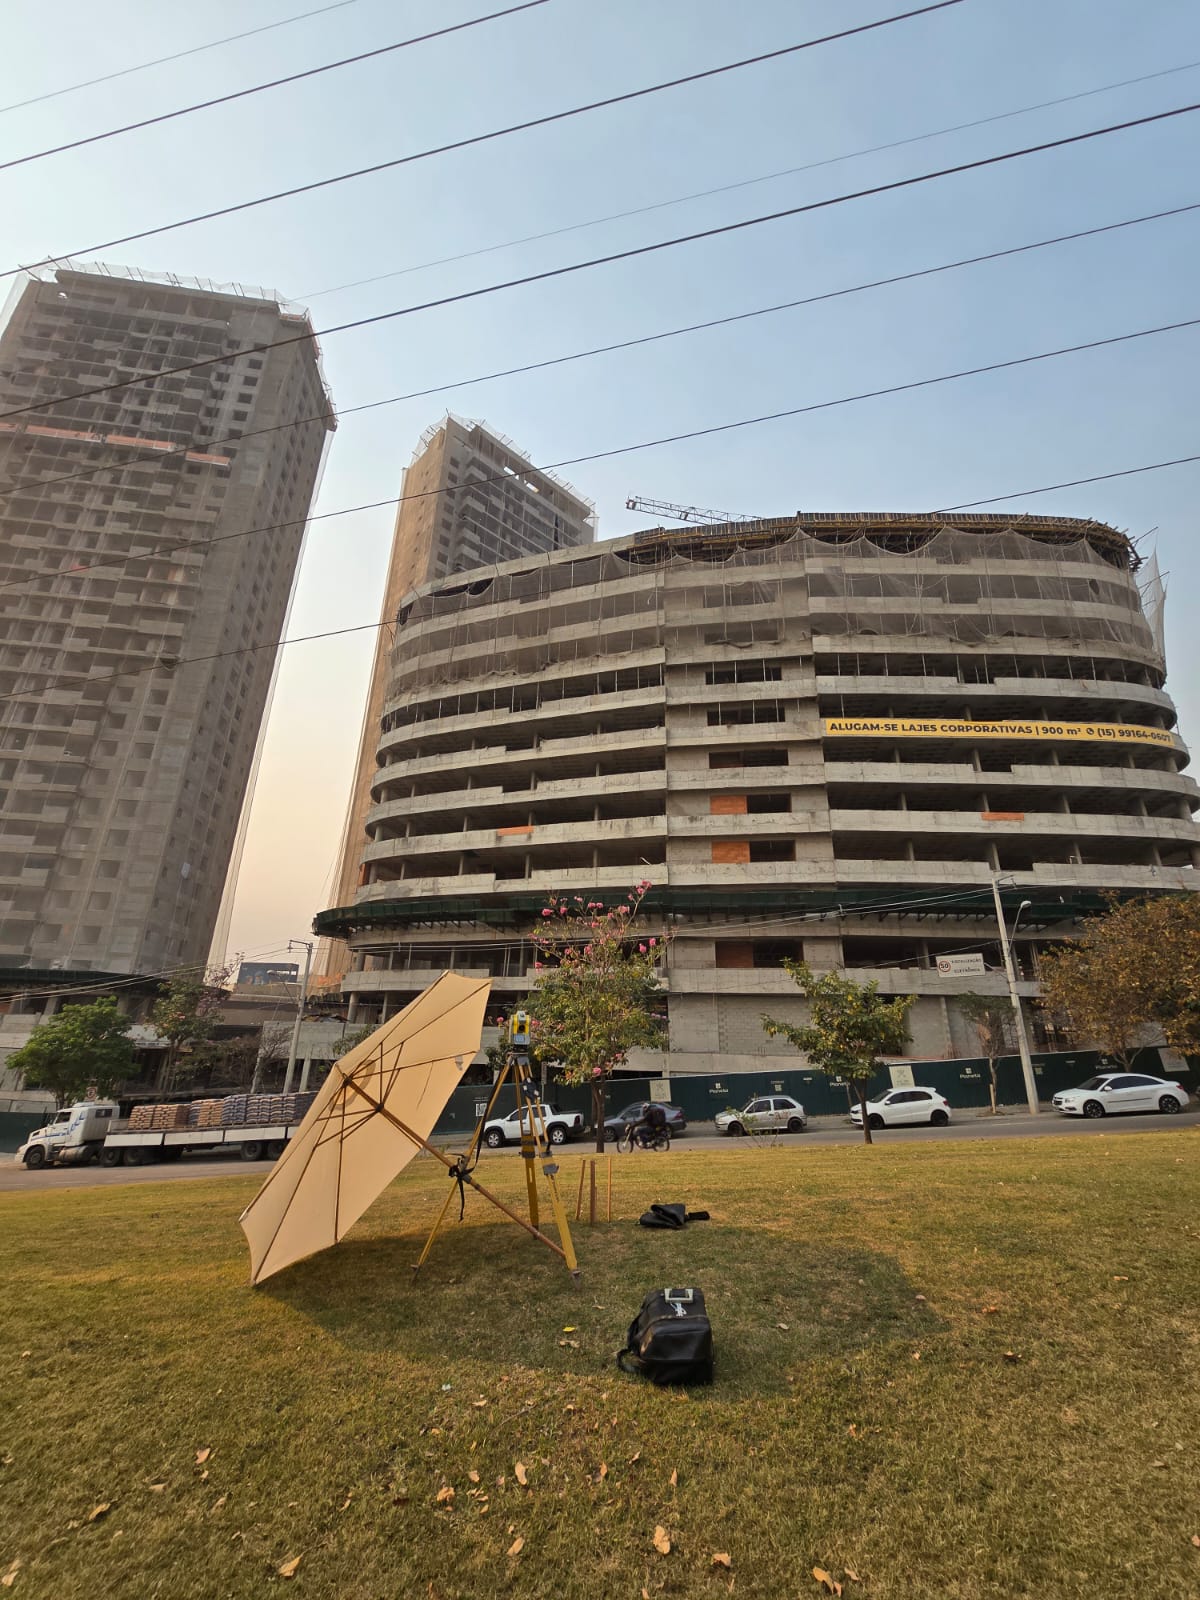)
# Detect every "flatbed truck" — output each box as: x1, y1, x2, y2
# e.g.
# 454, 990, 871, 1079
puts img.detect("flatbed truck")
14, 1100, 305, 1169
